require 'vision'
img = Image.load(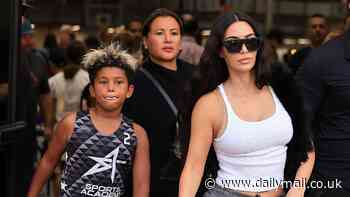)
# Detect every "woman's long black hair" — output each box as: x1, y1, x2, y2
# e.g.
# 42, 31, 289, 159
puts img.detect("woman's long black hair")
197, 11, 269, 99
183, 11, 313, 194
181, 12, 270, 195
